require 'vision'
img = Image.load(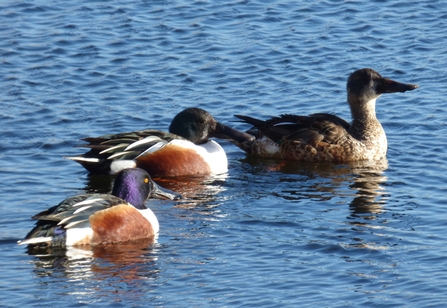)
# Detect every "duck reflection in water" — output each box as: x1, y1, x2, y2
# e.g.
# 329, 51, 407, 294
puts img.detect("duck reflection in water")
239, 156, 389, 218
347, 159, 389, 218
239, 158, 390, 253
28, 238, 160, 293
